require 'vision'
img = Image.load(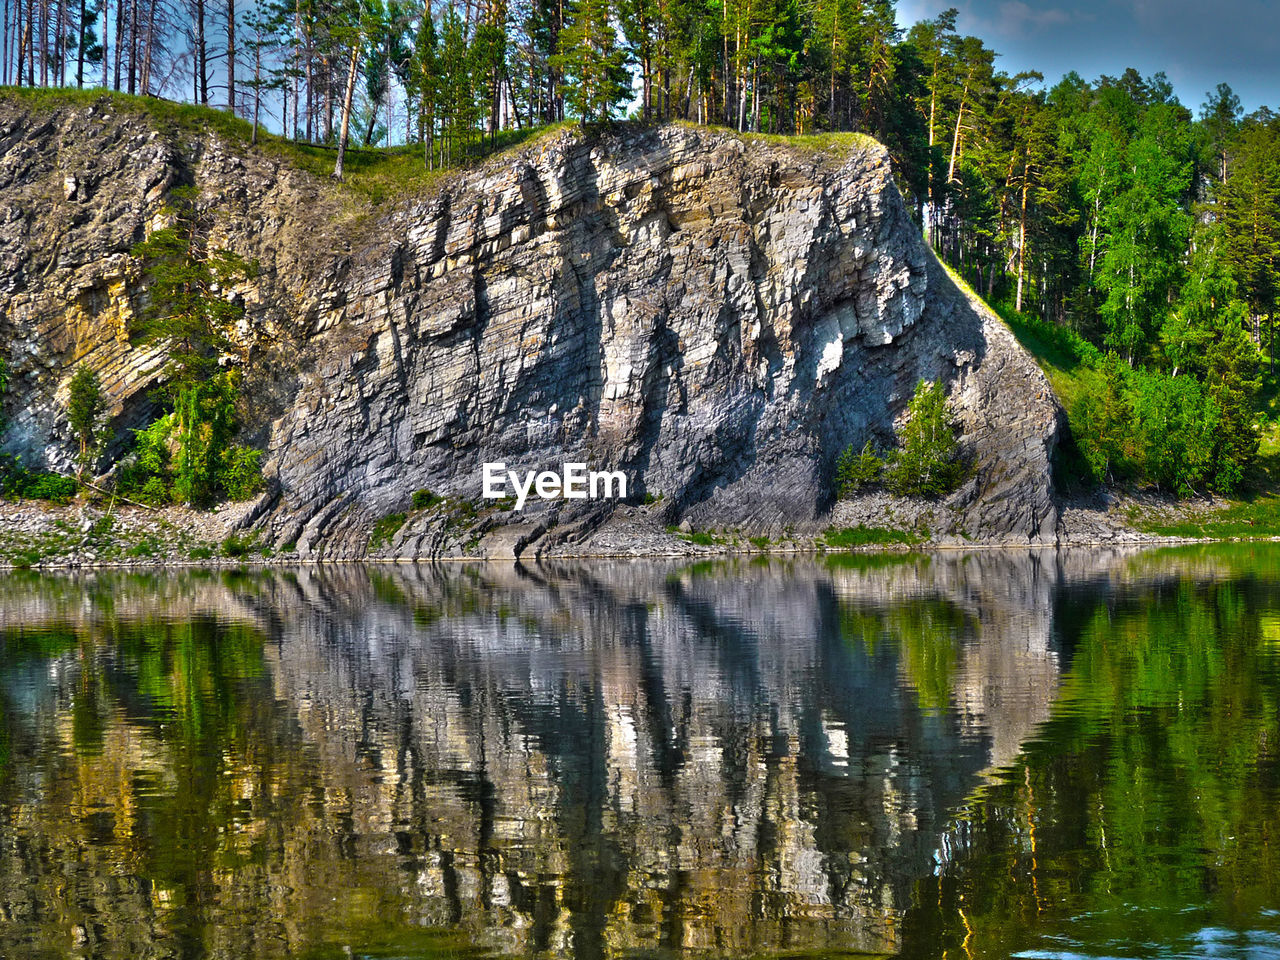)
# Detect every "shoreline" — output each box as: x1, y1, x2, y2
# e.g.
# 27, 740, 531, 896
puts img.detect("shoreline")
0, 488, 1256, 572
0, 532, 1249, 573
